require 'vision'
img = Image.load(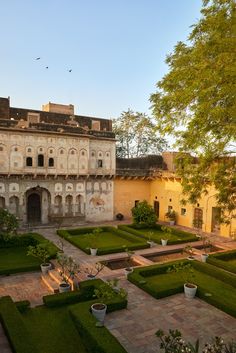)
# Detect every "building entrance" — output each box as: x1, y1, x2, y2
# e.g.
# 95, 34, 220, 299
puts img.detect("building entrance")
27, 193, 41, 223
